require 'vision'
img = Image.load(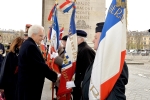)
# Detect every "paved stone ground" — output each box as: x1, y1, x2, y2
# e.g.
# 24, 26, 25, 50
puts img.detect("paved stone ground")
125, 63, 150, 100
41, 79, 53, 100
41, 60, 150, 100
